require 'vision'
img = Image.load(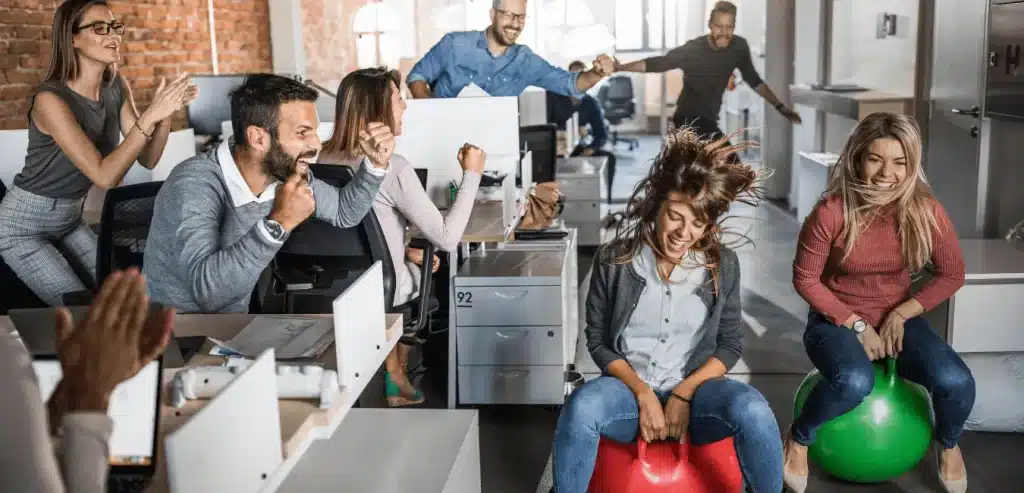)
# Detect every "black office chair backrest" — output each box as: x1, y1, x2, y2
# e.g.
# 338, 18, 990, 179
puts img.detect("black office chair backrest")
414, 168, 428, 190
519, 123, 557, 184
602, 75, 635, 101
278, 164, 397, 309
96, 181, 164, 282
